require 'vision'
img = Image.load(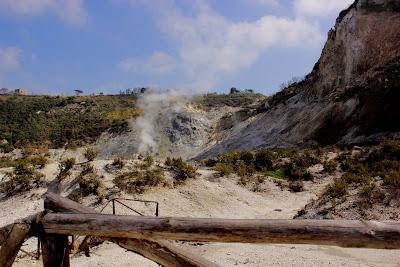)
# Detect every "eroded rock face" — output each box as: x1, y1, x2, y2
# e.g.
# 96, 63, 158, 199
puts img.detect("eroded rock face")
312, 0, 400, 95
197, 0, 400, 159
